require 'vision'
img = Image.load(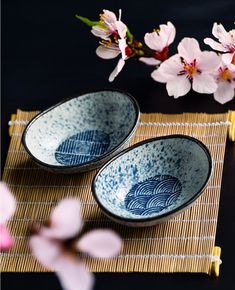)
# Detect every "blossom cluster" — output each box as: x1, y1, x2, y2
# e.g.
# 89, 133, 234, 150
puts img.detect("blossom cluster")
76, 10, 235, 104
